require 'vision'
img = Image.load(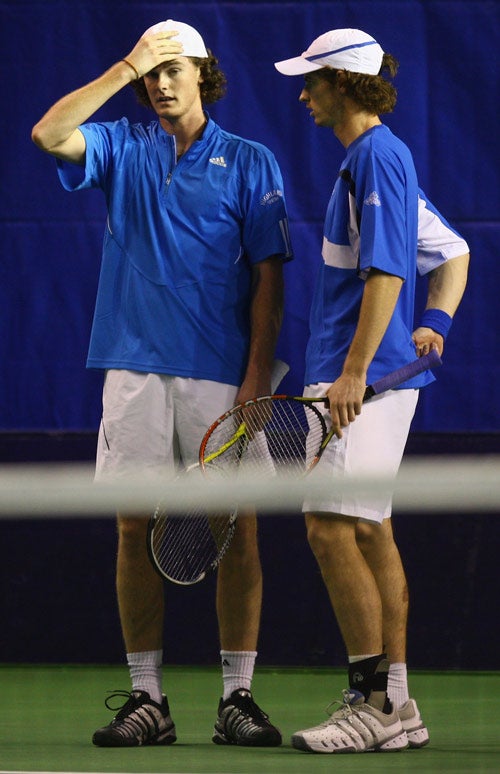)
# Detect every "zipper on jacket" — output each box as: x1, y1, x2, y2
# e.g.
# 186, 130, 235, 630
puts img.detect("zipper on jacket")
165, 135, 178, 187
